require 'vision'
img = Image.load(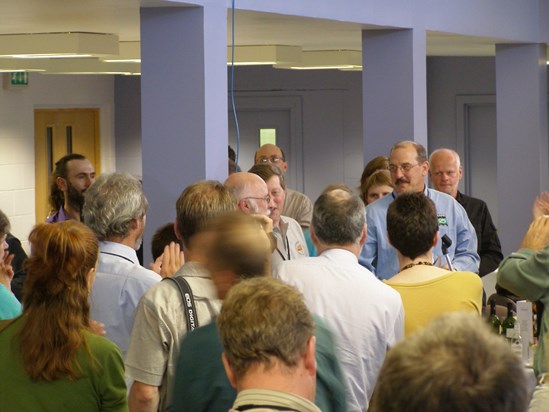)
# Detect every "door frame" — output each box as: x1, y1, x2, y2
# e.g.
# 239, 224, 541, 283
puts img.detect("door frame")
230, 92, 304, 191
